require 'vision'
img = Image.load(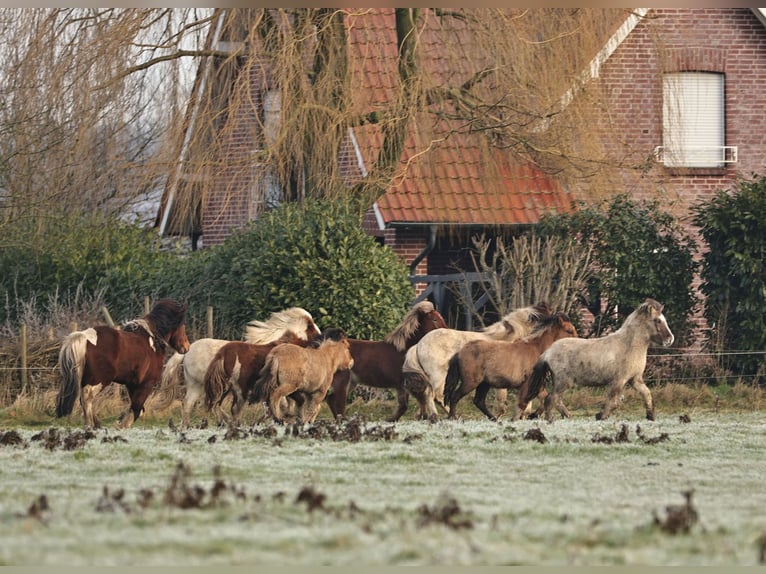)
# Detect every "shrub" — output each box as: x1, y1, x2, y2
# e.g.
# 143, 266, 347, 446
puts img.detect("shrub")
692, 175, 766, 378
197, 198, 415, 340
